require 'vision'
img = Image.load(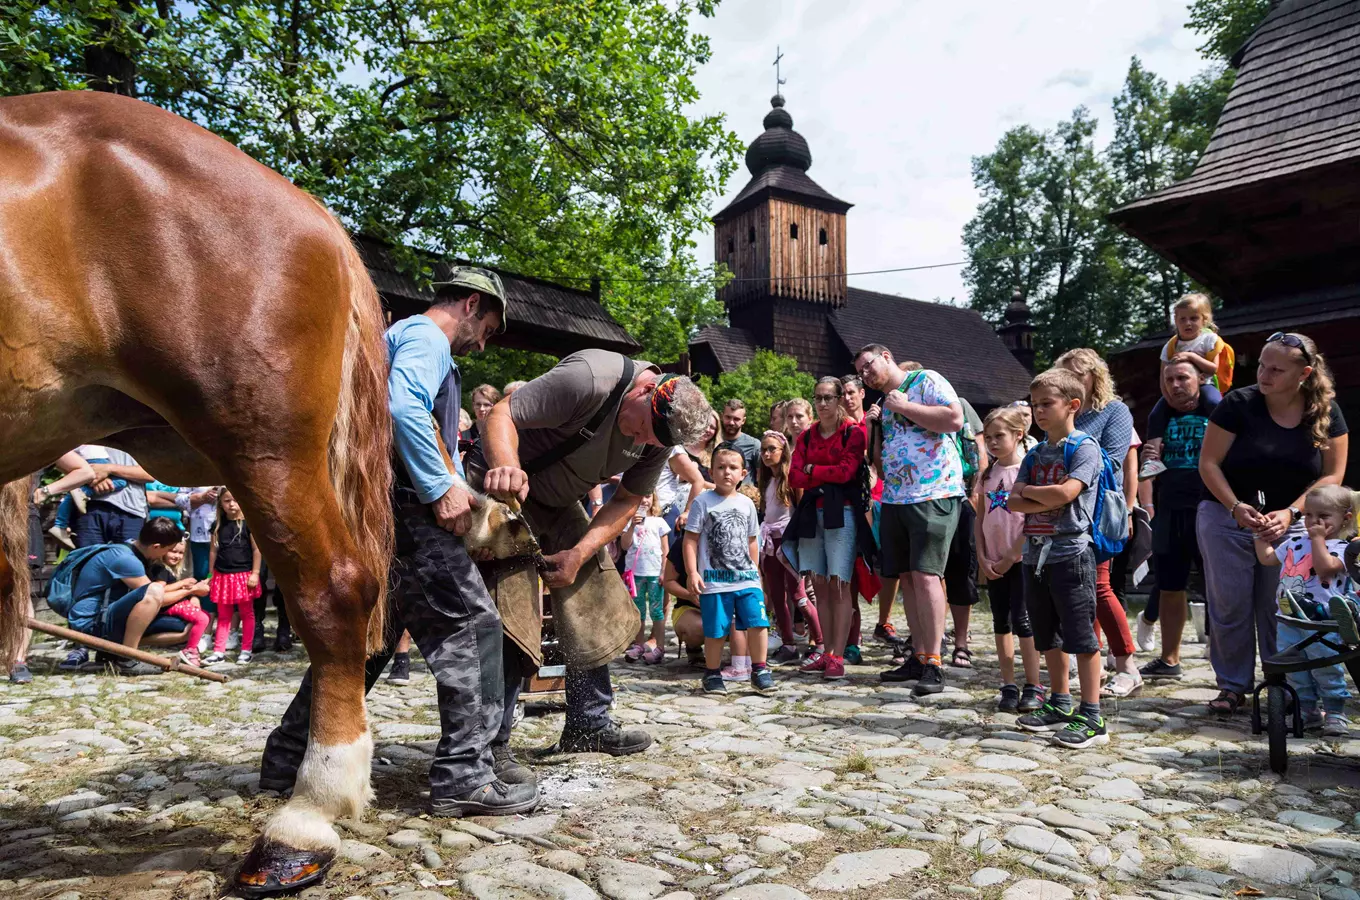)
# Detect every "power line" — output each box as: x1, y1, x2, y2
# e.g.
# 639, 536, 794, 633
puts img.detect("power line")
534, 243, 1081, 287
